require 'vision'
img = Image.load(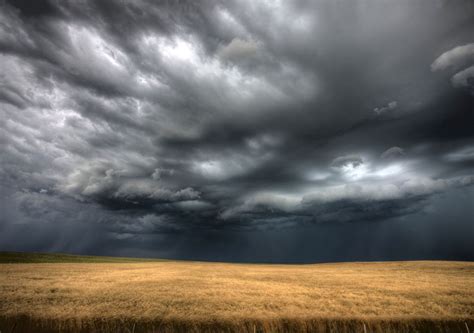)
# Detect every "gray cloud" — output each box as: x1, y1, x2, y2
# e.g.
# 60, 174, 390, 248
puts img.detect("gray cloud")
431, 43, 474, 71
381, 147, 405, 160
1, 0, 474, 261
374, 101, 398, 115
331, 155, 364, 169
218, 38, 259, 62
445, 146, 474, 162
432, 43, 474, 94
451, 65, 474, 92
